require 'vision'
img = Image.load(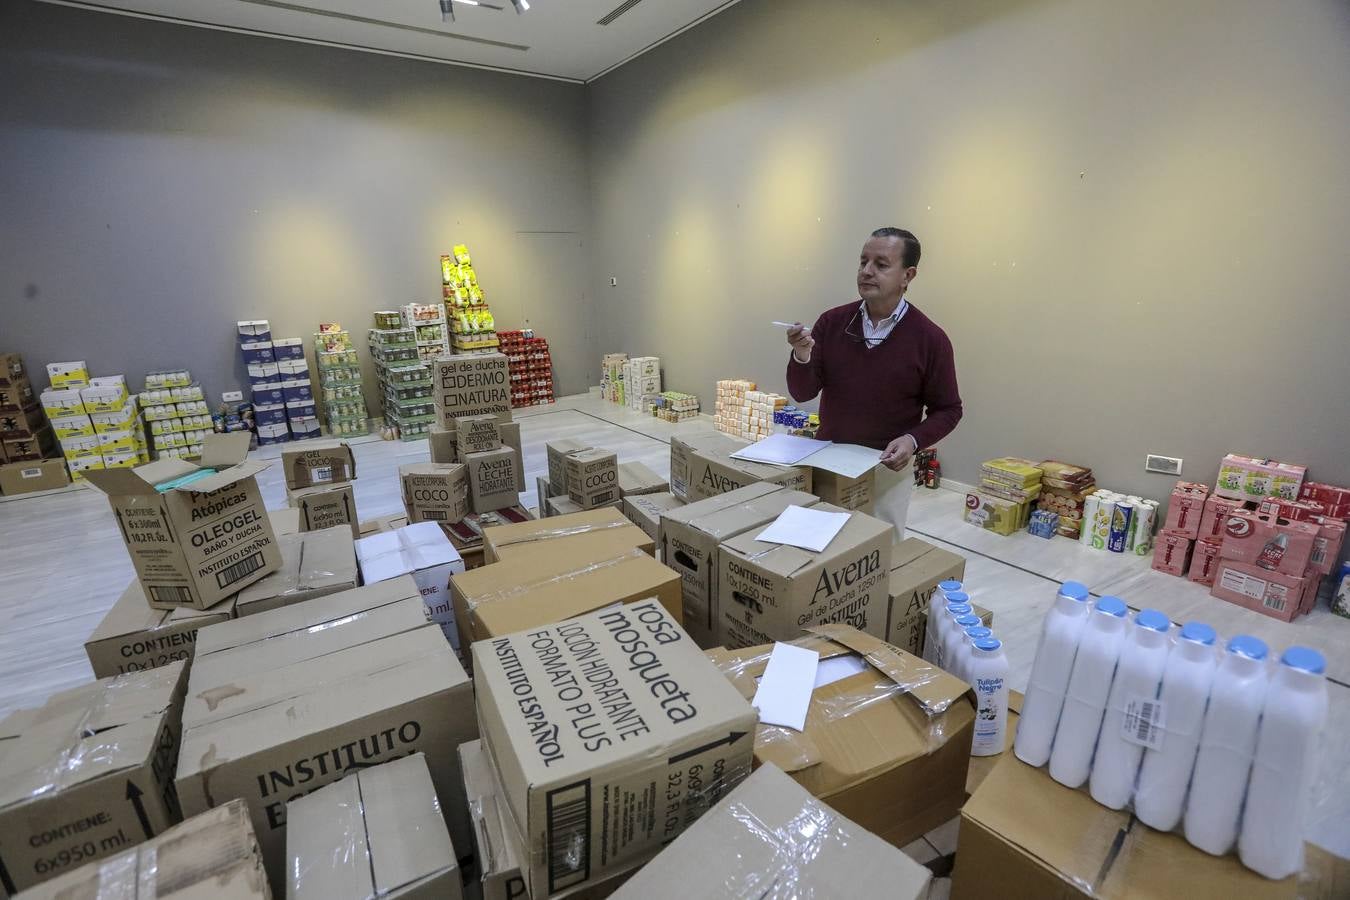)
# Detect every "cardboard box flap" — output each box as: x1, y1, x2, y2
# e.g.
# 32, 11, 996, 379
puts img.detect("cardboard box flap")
287, 772, 373, 900
806, 624, 972, 720
199, 432, 253, 468
691, 489, 820, 542
177, 459, 272, 494
465, 547, 649, 613
87, 582, 171, 643
891, 537, 938, 569
361, 753, 458, 896
486, 507, 631, 551
459, 740, 522, 882
19, 661, 186, 738
661, 482, 782, 527
728, 539, 817, 577
82, 464, 173, 496
0, 713, 164, 809
237, 526, 356, 607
